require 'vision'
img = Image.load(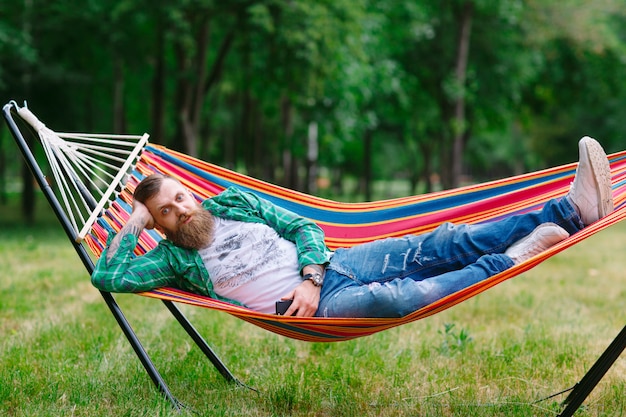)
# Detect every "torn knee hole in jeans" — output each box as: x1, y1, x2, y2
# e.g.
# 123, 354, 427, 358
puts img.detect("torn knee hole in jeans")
381, 254, 390, 273
381, 247, 425, 274
355, 282, 382, 295
412, 242, 433, 266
